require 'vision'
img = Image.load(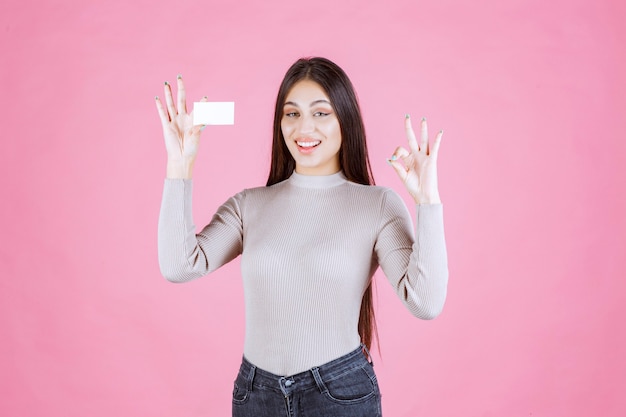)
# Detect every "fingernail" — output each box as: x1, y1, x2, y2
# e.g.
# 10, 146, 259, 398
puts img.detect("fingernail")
200, 125, 207, 131
164, 81, 169, 86
177, 74, 182, 79
405, 114, 410, 119
422, 117, 426, 122
202, 96, 208, 100
386, 158, 393, 165
390, 155, 397, 161
155, 96, 159, 100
